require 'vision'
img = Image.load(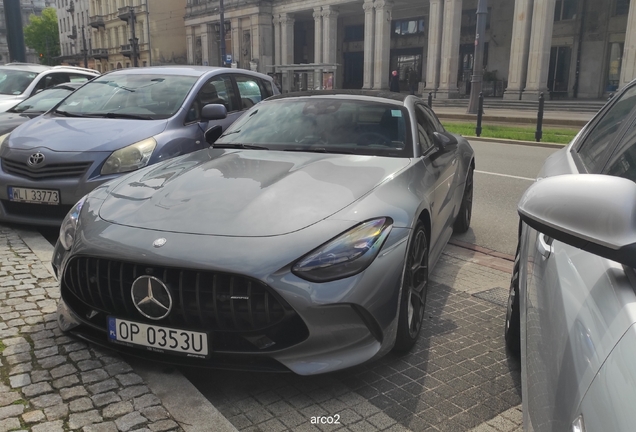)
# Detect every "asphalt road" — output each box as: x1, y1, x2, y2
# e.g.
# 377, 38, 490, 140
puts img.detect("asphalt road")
451, 141, 560, 256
